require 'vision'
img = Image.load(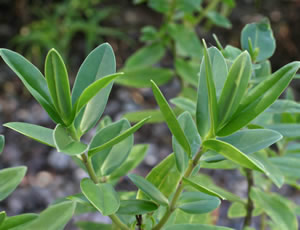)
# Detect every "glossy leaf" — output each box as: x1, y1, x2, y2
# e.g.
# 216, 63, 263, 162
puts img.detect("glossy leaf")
53, 124, 87, 155
0, 49, 61, 123
218, 61, 300, 136
73, 73, 123, 118
203, 139, 264, 171
117, 199, 158, 215
80, 178, 120, 216
72, 43, 116, 134
128, 174, 169, 206
45, 49, 72, 124
4, 122, 55, 147
178, 192, 221, 214
0, 135, 4, 155
22, 201, 75, 230
89, 119, 133, 176
165, 224, 233, 230
124, 42, 165, 69
218, 51, 251, 127
172, 112, 201, 173
109, 144, 148, 179
137, 153, 181, 199
88, 117, 150, 157
0, 214, 38, 230
151, 80, 191, 156
241, 18, 275, 62
0, 166, 27, 201
117, 67, 173, 88
183, 177, 224, 199
251, 188, 298, 230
